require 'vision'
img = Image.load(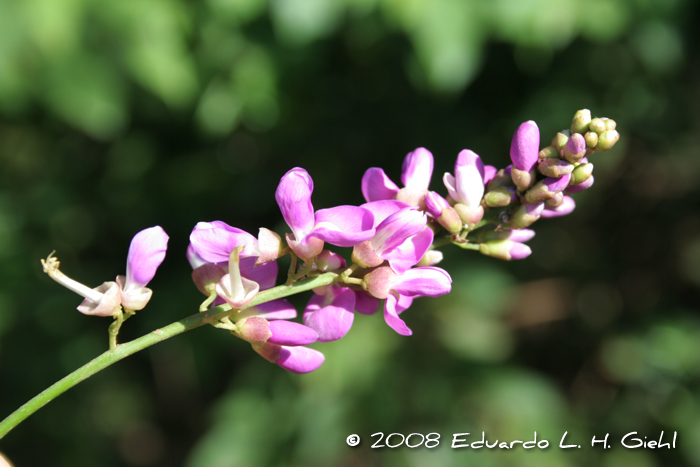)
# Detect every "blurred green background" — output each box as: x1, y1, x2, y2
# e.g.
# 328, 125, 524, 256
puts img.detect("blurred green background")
1, 0, 699, 465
